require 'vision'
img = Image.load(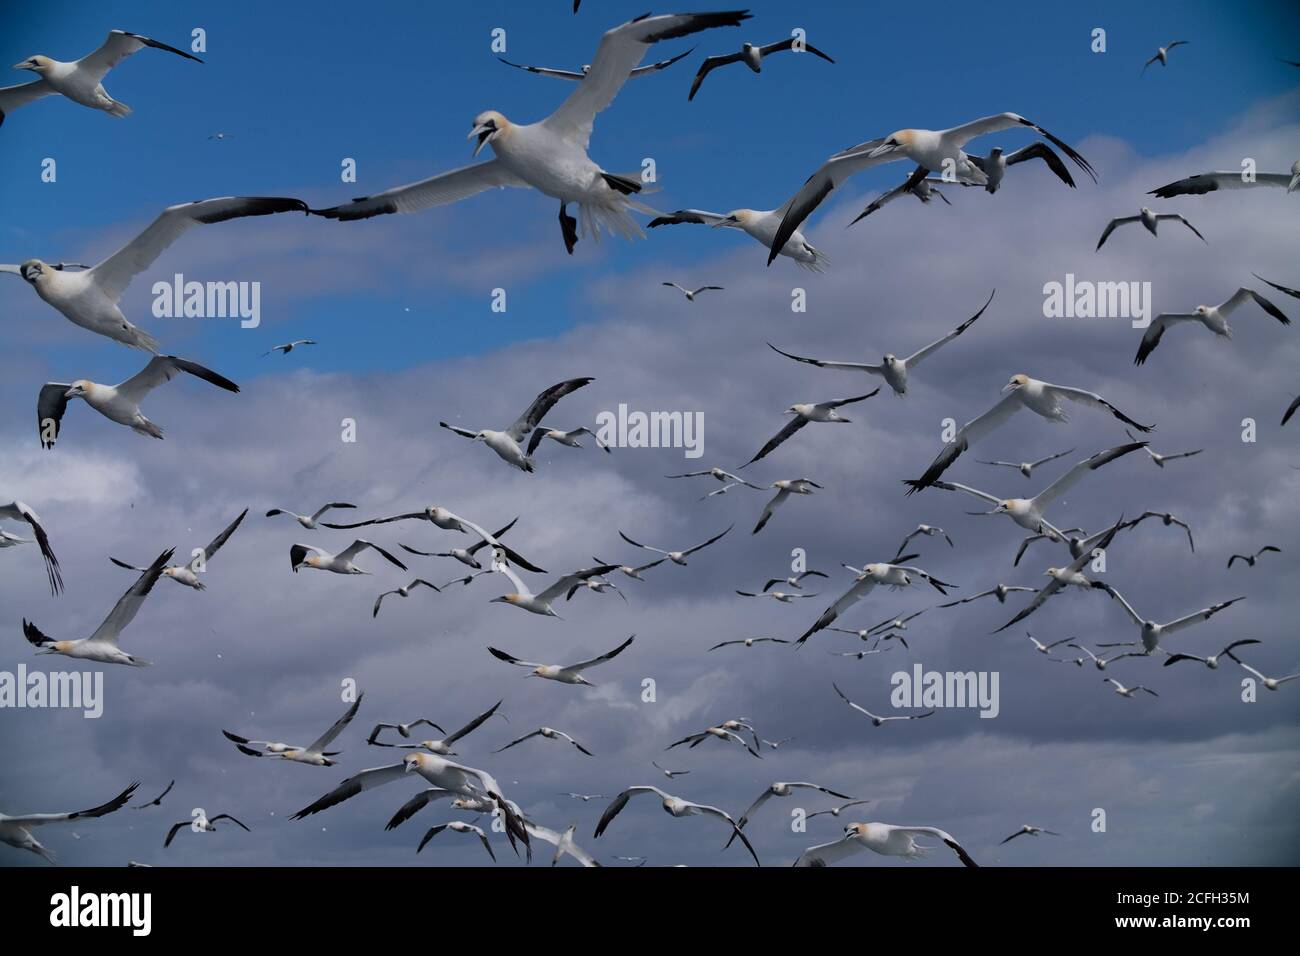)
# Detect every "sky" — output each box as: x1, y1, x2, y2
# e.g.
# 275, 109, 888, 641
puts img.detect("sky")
0, 1, 1298, 868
